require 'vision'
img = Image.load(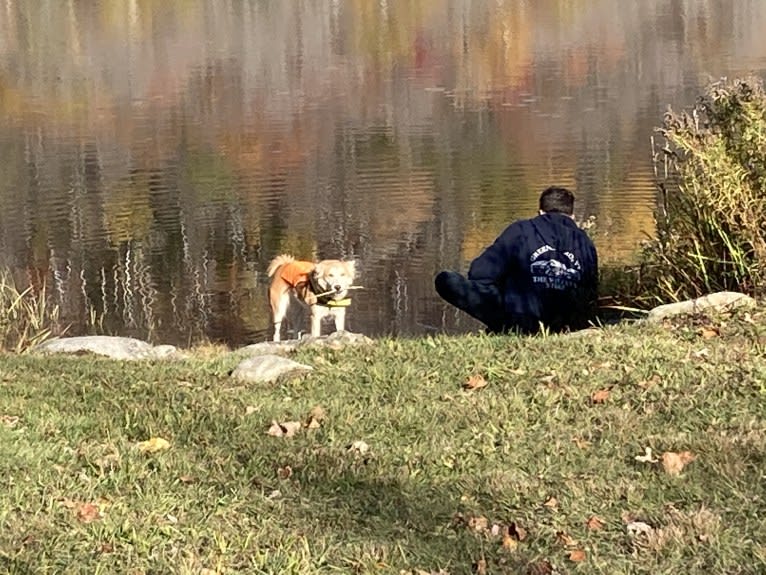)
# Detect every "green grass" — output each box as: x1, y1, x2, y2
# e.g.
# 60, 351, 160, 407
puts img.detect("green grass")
1, 312, 766, 574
